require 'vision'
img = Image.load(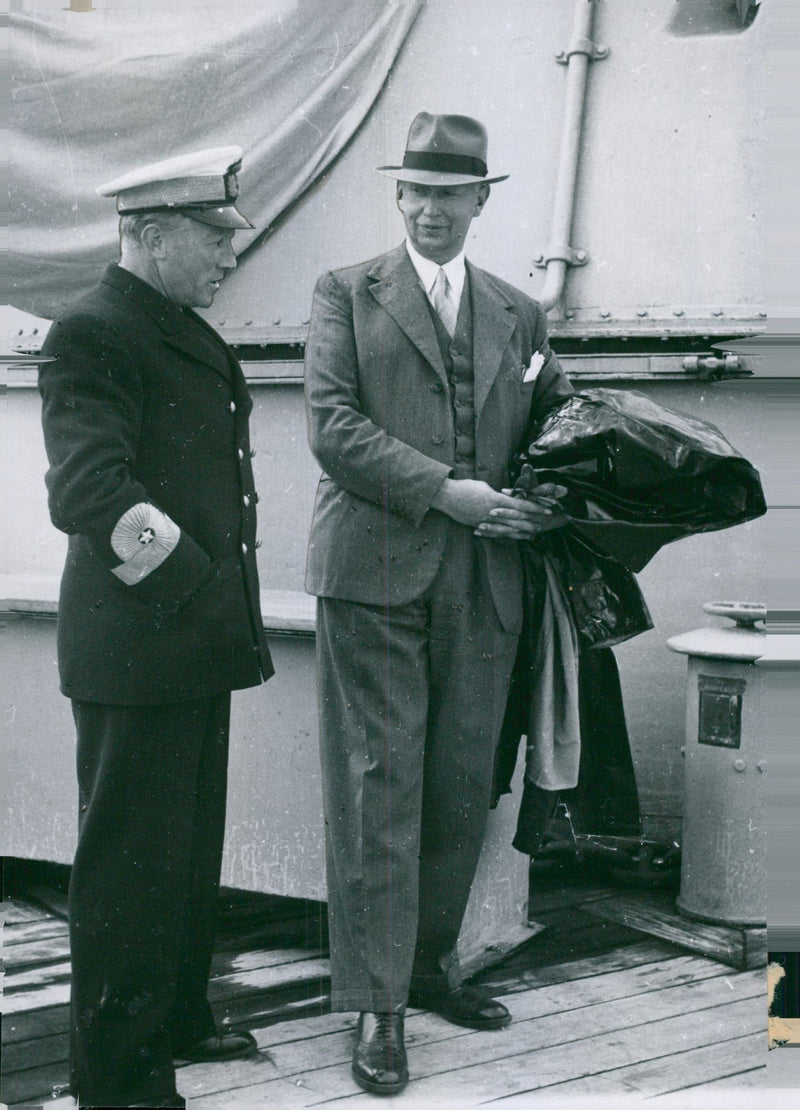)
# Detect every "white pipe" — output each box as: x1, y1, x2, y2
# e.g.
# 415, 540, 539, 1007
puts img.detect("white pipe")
538, 0, 599, 312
